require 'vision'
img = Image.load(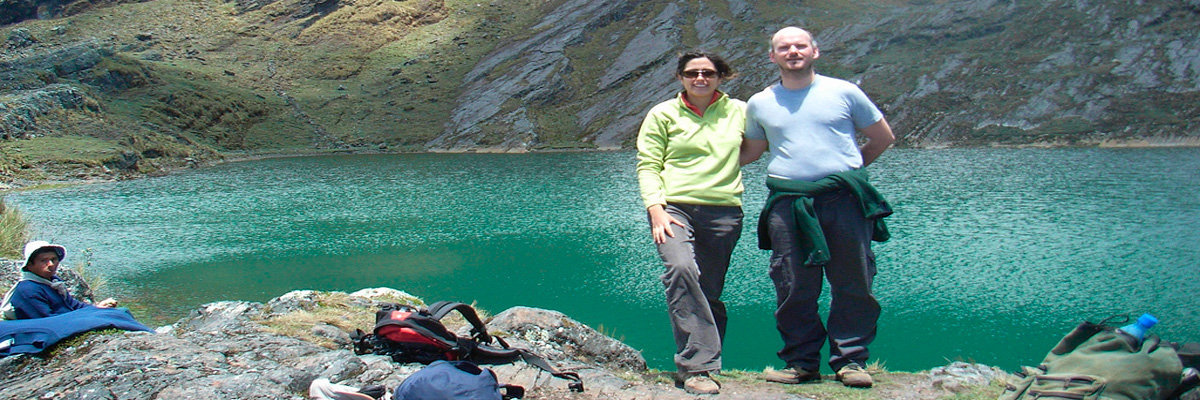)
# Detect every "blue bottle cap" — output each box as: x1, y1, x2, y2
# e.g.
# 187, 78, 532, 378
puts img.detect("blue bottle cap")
1137, 313, 1158, 328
